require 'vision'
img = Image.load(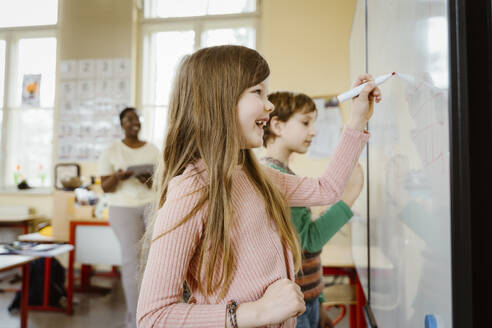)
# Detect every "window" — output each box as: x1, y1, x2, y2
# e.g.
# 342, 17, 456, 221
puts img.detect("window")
0, 40, 5, 107
145, 0, 256, 18
426, 16, 448, 89
0, 0, 58, 28
0, 1, 58, 189
202, 26, 256, 48
0, 40, 6, 145
140, 0, 259, 147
